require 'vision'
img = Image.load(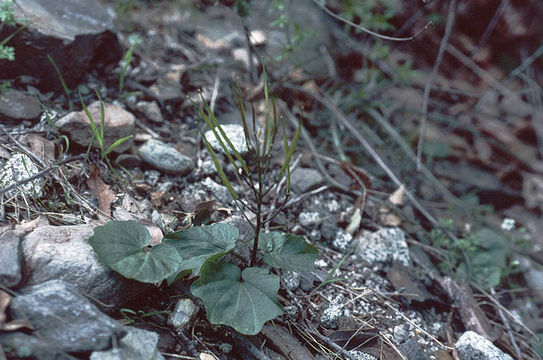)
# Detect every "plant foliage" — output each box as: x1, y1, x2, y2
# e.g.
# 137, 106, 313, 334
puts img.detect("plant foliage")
191, 261, 283, 335
88, 220, 182, 283
89, 74, 315, 335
